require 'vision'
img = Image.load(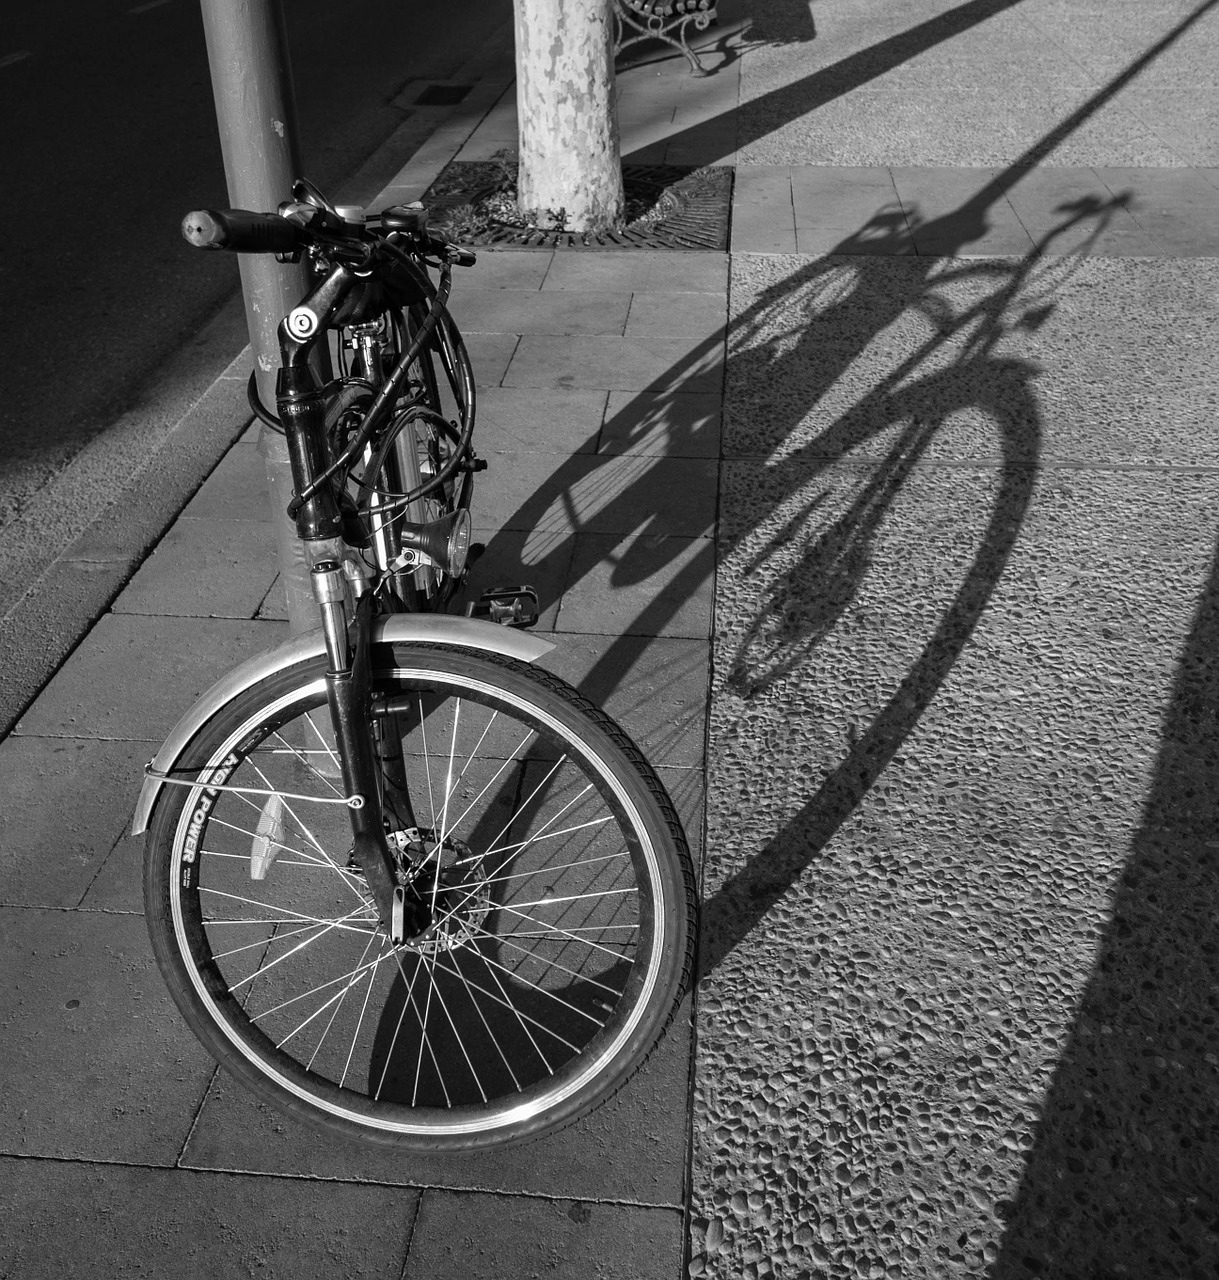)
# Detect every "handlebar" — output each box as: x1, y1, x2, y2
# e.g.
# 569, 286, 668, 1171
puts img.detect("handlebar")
181, 203, 477, 267
181, 208, 302, 254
